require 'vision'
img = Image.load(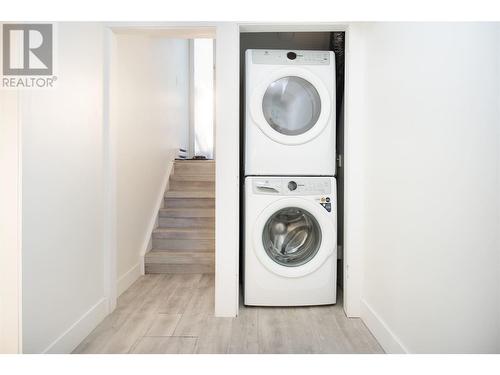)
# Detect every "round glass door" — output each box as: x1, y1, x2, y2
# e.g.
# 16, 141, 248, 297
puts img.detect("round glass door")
262, 76, 322, 136
262, 207, 322, 267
